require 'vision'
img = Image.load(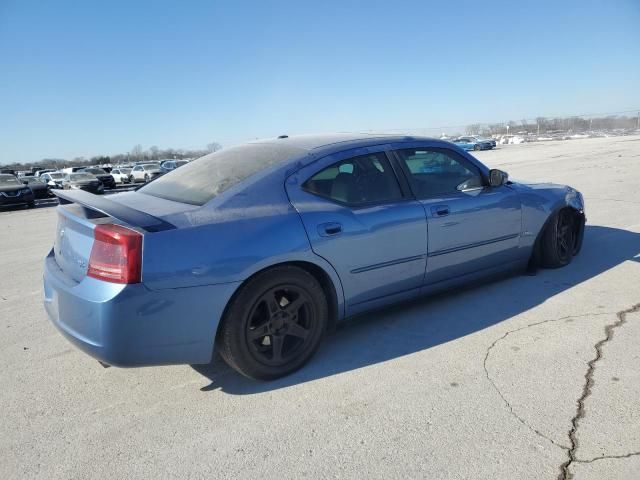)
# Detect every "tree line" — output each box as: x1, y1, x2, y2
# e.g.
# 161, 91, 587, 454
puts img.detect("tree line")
3, 142, 222, 171
466, 114, 640, 136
